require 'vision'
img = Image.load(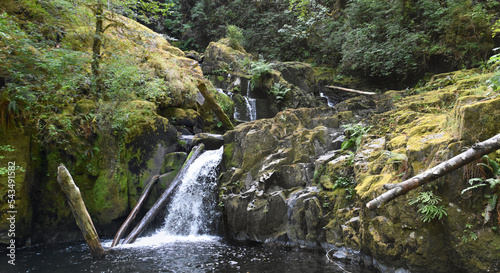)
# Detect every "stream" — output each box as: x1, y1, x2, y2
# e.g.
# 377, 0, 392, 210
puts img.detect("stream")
3, 147, 376, 273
